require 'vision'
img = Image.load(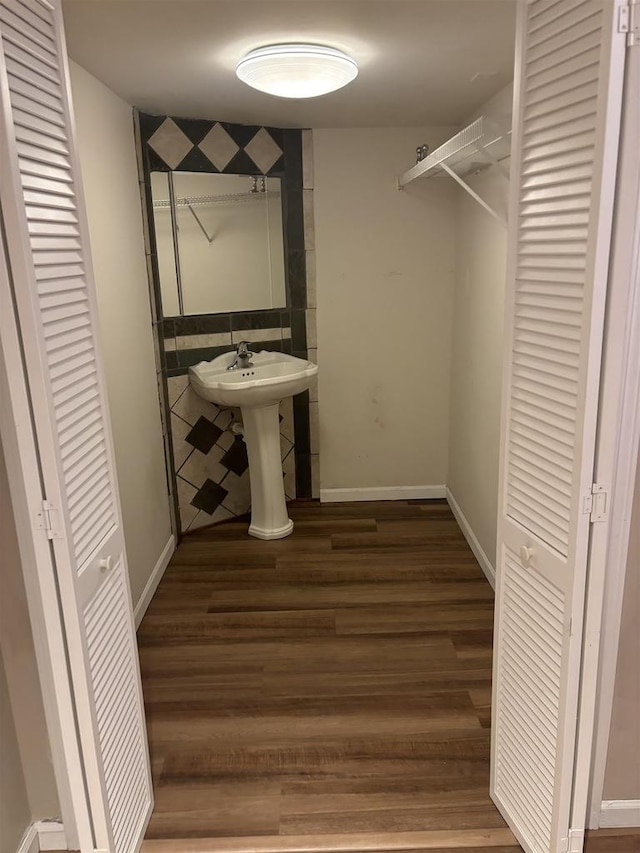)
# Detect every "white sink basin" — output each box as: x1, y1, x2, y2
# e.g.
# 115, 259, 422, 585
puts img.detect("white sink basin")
189, 350, 318, 541
189, 350, 317, 408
